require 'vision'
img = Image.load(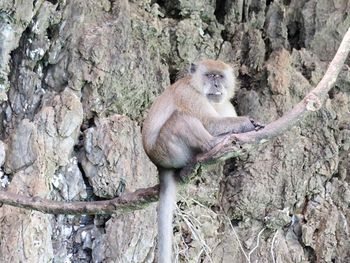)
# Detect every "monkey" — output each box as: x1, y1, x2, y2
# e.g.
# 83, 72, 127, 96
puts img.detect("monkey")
142, 59, 259, 263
